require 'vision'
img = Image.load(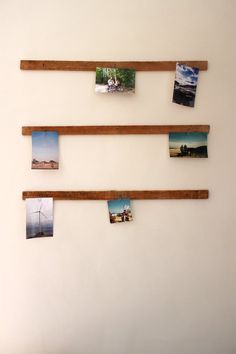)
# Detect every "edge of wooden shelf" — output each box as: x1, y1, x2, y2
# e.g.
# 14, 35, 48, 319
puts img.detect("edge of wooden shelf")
22, 125, 210, 135
20, 60, 208, 71
22, 190, 209, 200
